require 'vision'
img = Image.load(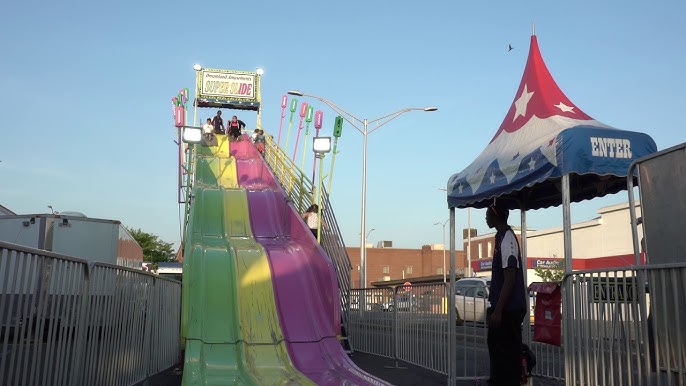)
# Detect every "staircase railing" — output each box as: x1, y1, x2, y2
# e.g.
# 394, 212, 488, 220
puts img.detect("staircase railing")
263, 134, 353, 327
